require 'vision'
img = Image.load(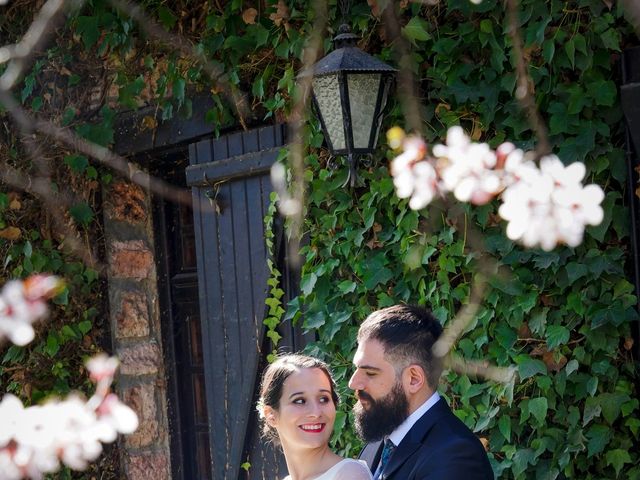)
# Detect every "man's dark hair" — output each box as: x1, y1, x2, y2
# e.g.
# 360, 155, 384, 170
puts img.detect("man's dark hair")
358, 304, 444, 389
